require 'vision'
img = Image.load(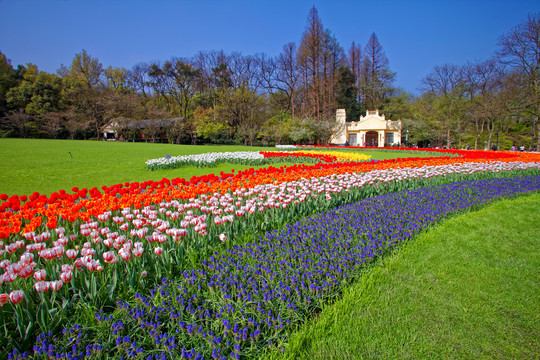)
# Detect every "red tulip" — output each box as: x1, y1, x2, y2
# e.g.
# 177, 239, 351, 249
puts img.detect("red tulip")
154, 247, 163, 256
